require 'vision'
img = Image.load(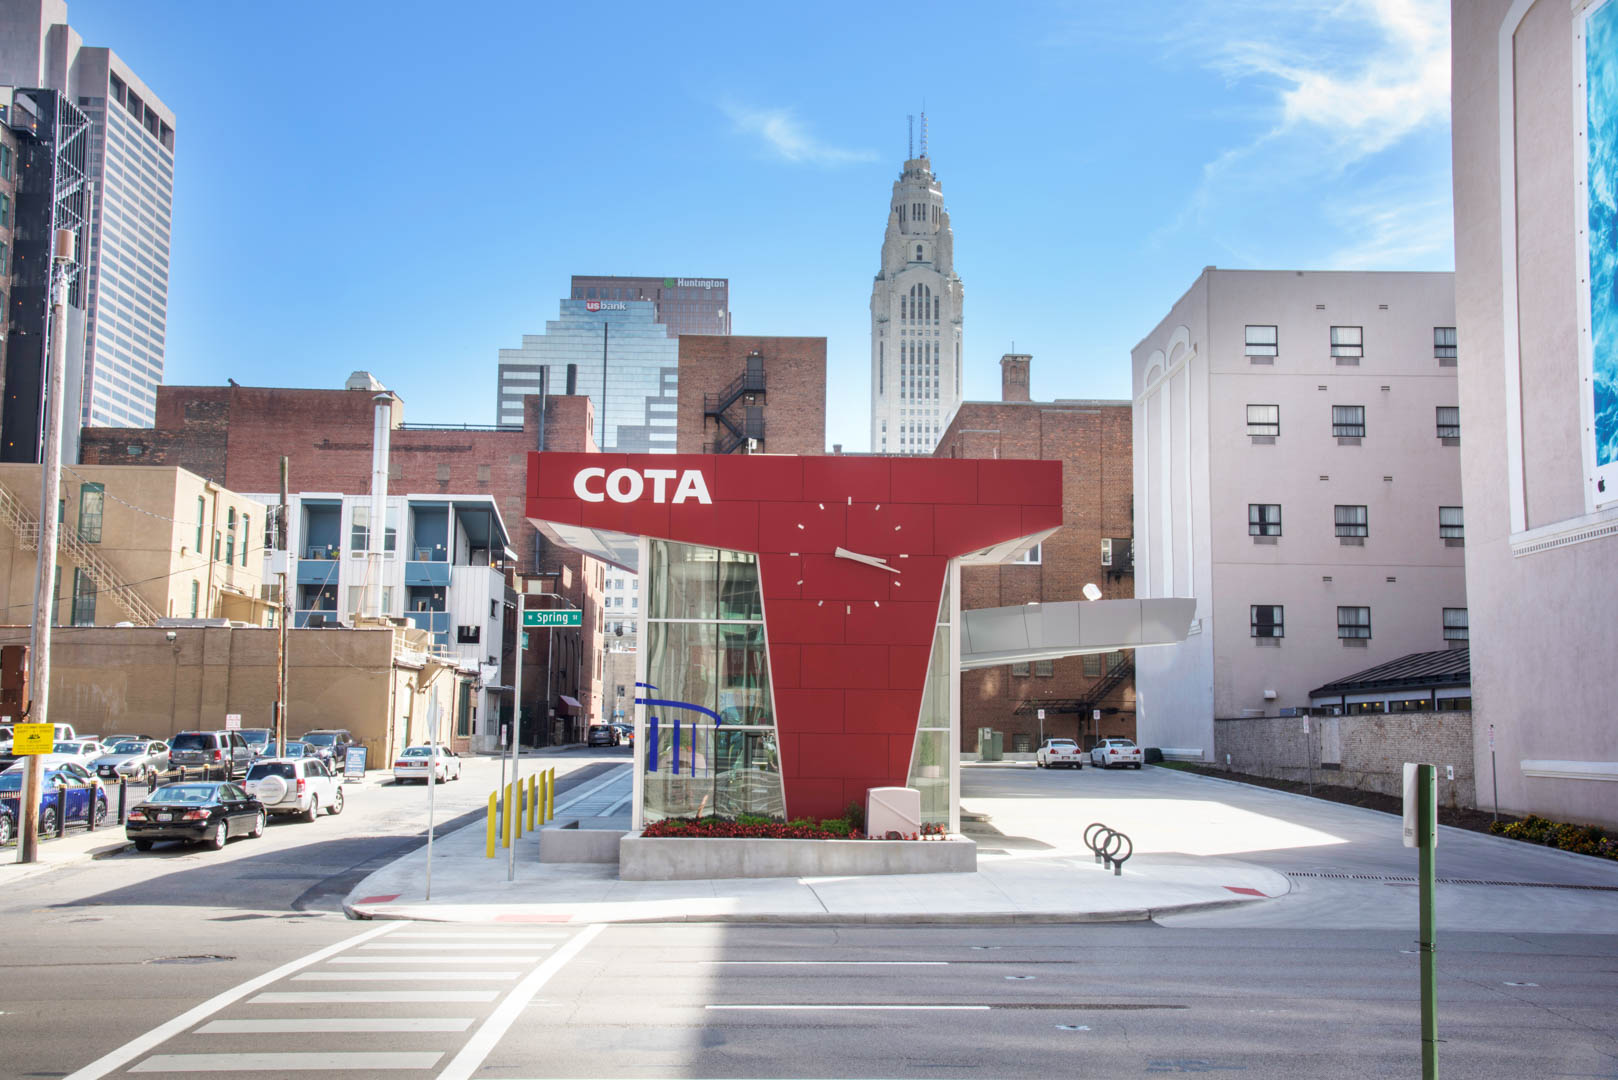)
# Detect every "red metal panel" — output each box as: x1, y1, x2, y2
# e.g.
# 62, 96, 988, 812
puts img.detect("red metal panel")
758, 553, 802, 600
858, 689, 925, 736
800, 644, 890, 690
888, 733, 917, 779
775, 689, 844, 734
845, 501, 935, 556
526, 497, 584, 528
976, 458, 1063, 507
798, 553, 880, 599
763, 599, 845, 644
532, 452, 628, 500
934, 503, 1023, 556
888, 645, 931, 689
844, 601, 938, 647
715, 453, 803, 503
798, 733, 887, 778
769, 643, 801, 689
1022, 503, 1063, 537
673, 499, 760, 552
786, 778, 847, 819
887, 556, 946, 604
890, 457, 979, 504
802, 457, 892, 504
